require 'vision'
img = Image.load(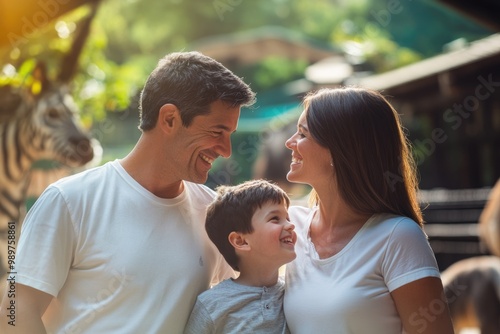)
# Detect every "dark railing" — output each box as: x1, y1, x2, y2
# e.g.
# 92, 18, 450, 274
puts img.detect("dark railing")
420, 187, 492, 271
